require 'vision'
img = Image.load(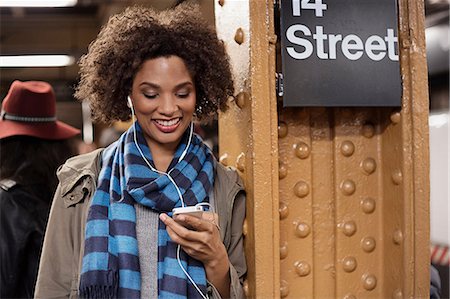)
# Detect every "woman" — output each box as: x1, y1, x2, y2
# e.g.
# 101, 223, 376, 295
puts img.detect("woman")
35, 3, 246, 299
0, 80, 80, 298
